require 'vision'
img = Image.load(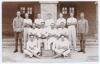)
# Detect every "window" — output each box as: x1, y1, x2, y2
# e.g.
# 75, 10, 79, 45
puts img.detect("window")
20, 7, 32, 14
62, 7, 67, 14
20, 7, 25, 14
62, 7, 75, 14
69, 7, 75, 14
27, 7, 32, 14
